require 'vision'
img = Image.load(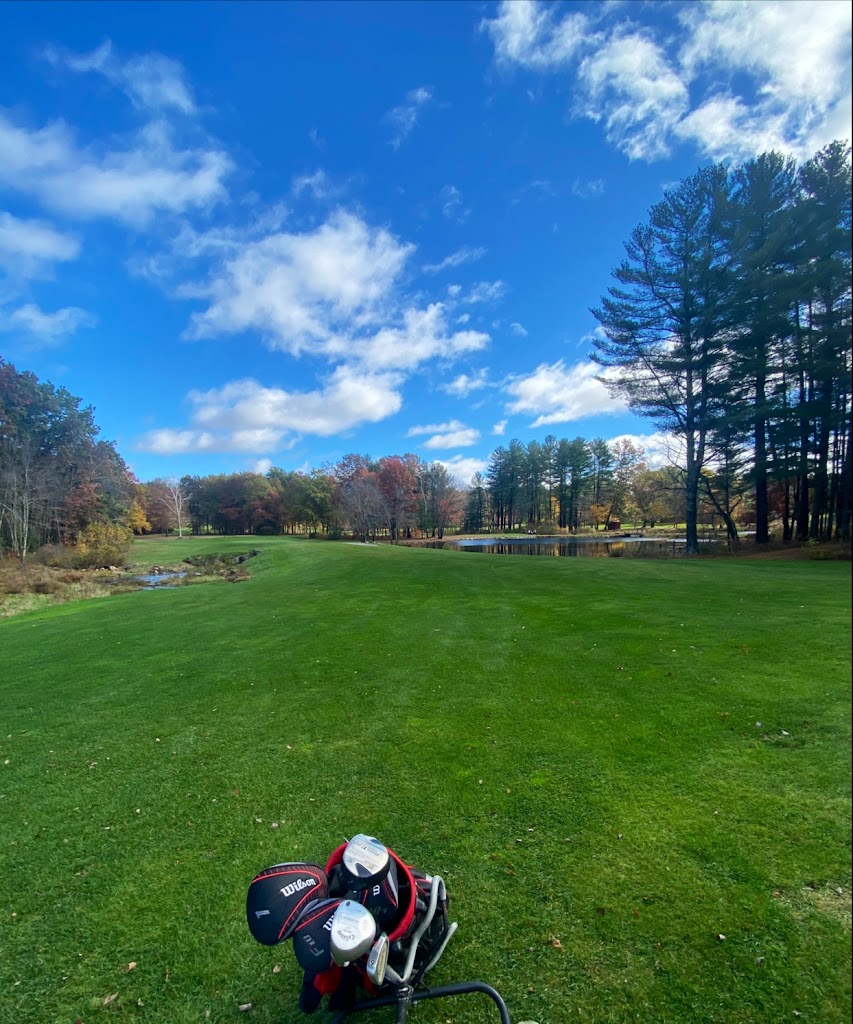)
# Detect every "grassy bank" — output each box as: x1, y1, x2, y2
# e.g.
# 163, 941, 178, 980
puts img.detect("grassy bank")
1, 536, 850, 1023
